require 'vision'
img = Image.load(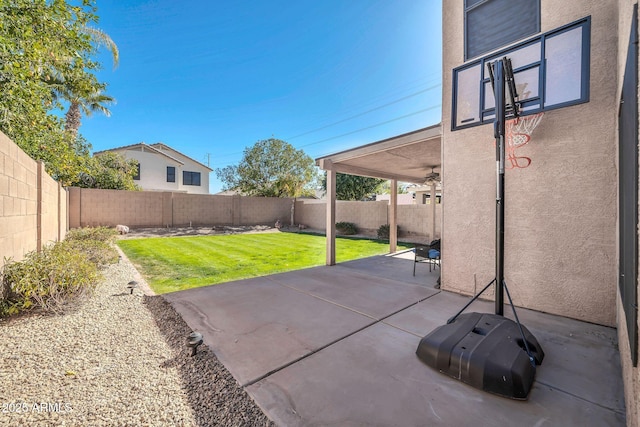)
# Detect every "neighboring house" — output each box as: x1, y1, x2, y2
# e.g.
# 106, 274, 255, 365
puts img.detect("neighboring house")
94, 142, 212, 194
